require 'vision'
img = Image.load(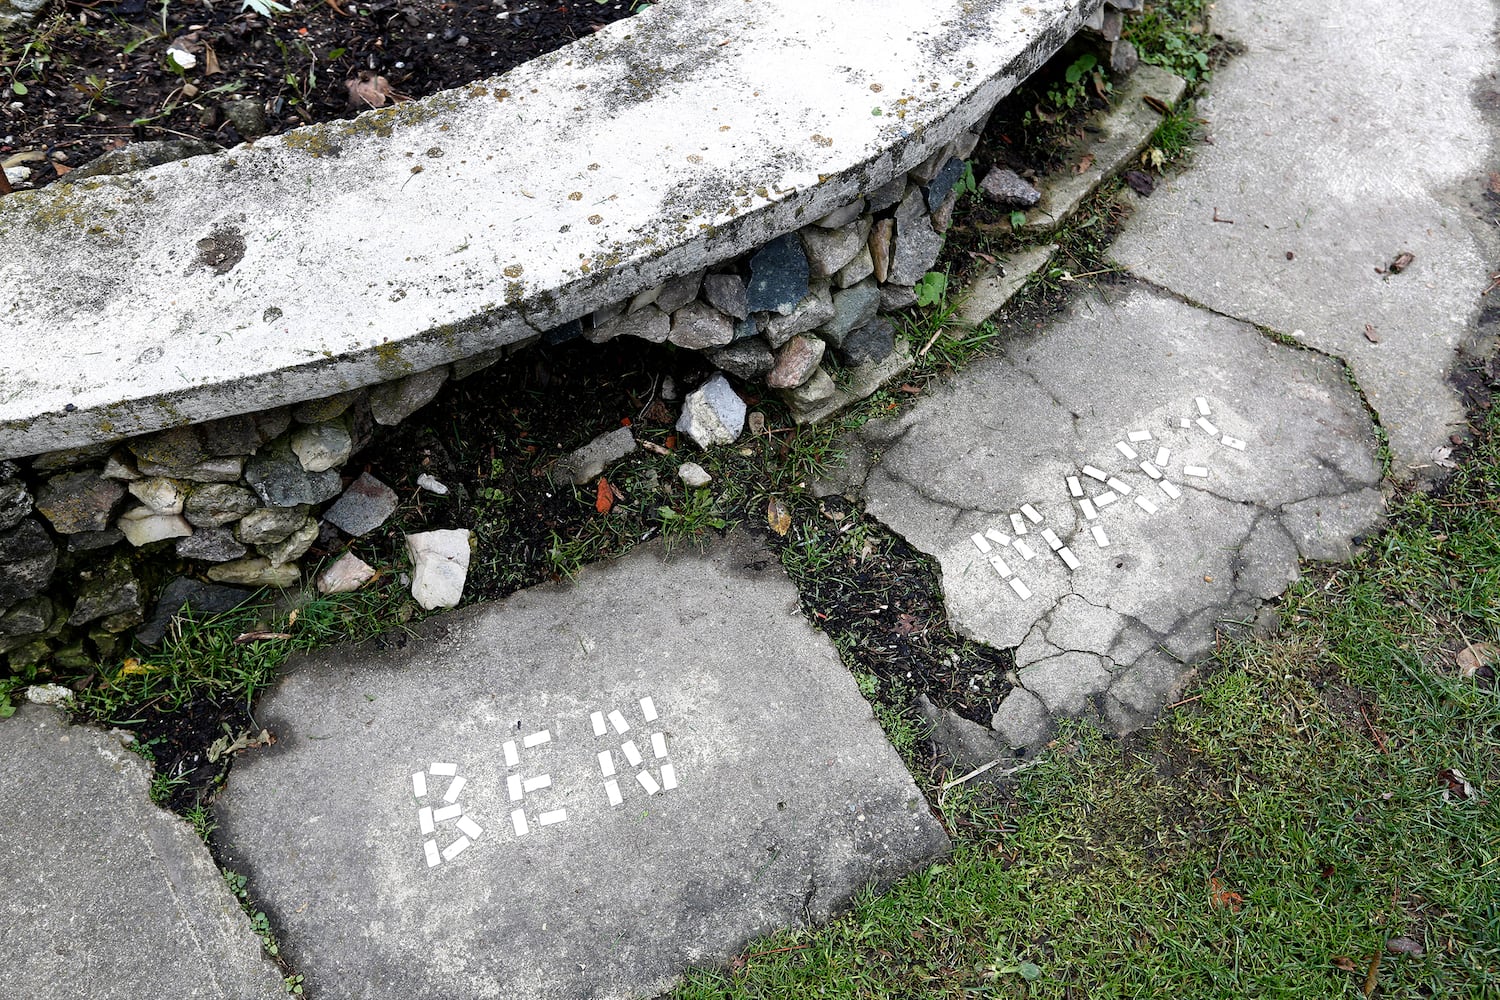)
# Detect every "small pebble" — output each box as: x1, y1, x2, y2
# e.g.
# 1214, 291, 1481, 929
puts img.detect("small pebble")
678, 462, 712, 488
416, 473, 450, 495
